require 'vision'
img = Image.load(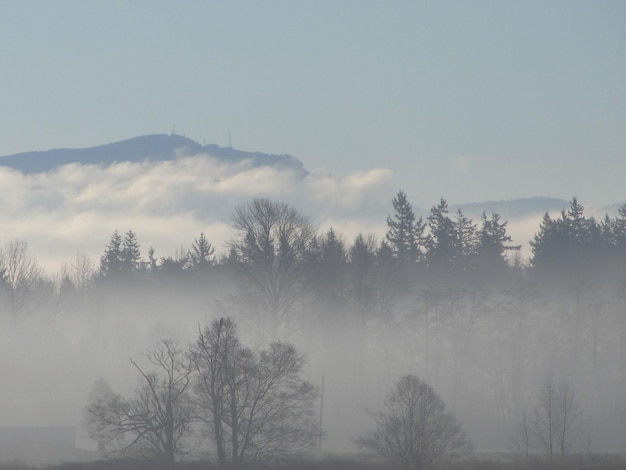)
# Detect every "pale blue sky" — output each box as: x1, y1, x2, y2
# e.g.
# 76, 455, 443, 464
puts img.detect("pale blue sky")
1, 1, 625, 206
